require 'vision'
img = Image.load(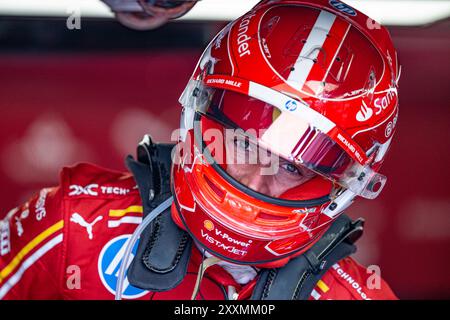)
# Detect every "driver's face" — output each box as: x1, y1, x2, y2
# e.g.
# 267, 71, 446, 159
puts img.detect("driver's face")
224, 133, 316, 198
